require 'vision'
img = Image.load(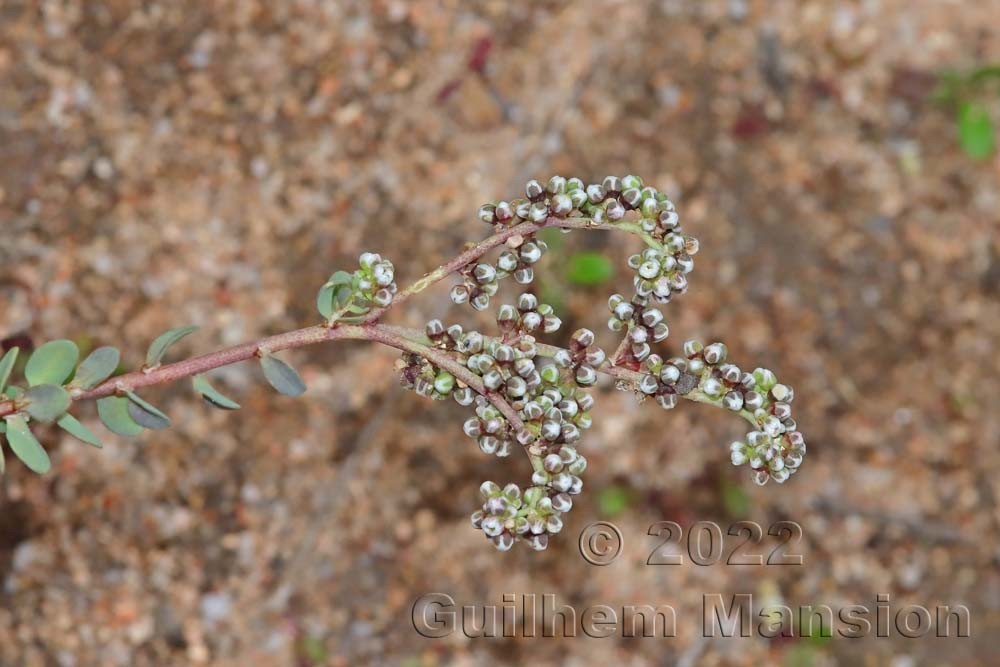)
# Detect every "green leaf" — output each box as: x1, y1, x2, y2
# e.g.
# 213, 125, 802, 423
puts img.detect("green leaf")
24, 339, 79, 386
316, 284, 337, 319
317, 271, 355, 319
567, 252, 615, 286
124, 390, 171, 430
72, 346, 120, 389
4, 416, 50, 474
97, 396, 144, 436
260, 354, 306, 396
145, 325, 199, 369
0, 347, 19, 393
192, 374, 241, 410
57, 413, 103, 448
958, 102, 995, 159
24, 384, 71, 423
5, 386, 23, 400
